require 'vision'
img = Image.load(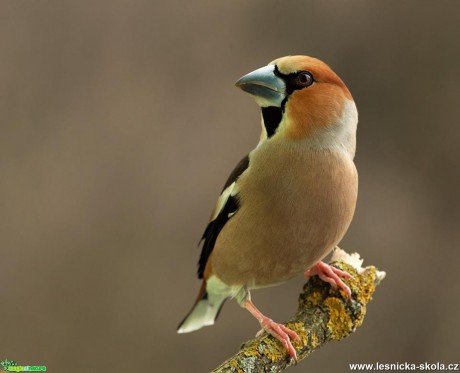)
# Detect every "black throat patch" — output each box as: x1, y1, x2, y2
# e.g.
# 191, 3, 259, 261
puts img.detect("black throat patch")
261, 106, 283, 138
